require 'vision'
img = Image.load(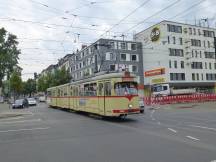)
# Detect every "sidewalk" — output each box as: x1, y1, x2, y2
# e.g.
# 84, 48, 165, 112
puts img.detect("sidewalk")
0, 103, 31, 119
0, 103, 11, 113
